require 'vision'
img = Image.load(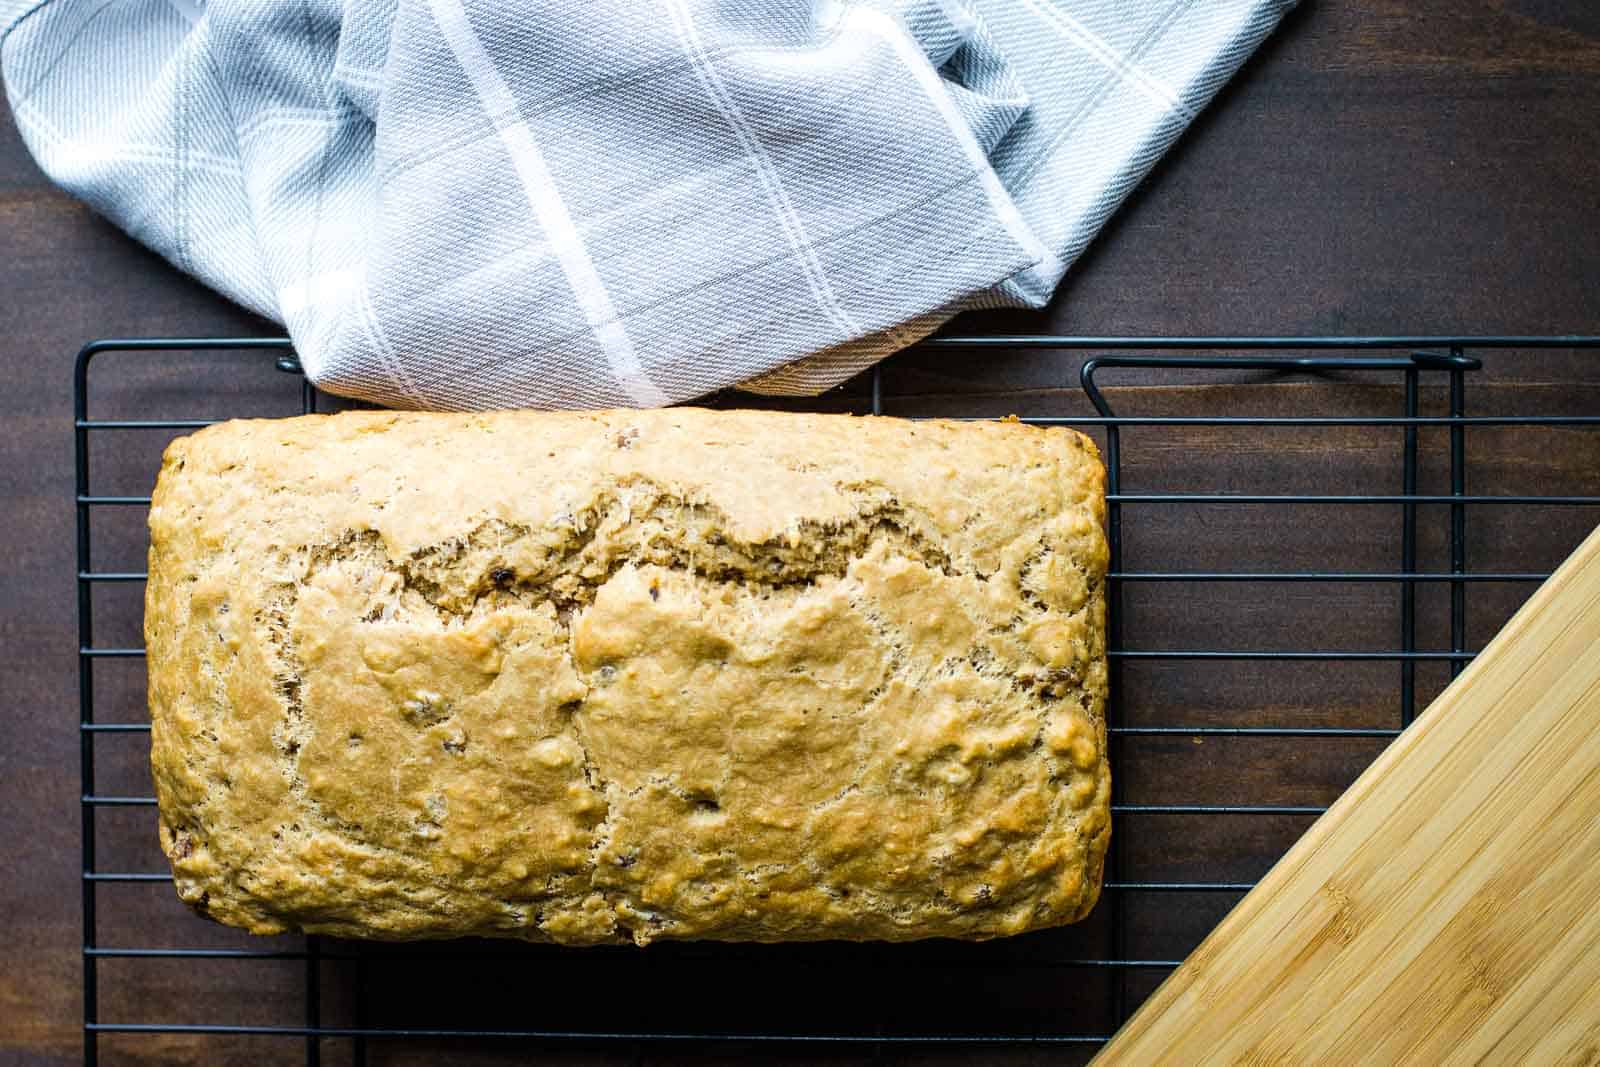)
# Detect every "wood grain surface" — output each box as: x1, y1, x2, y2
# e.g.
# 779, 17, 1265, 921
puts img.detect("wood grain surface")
3, 2, 1599, 1064
1095, 523, 1600, 1066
